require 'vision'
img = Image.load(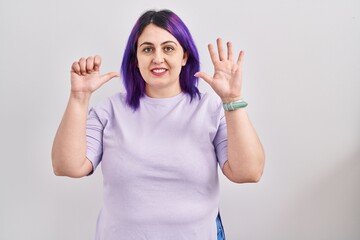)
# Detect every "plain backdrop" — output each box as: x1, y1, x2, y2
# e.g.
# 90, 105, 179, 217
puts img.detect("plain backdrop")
1, 0, 359, 239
